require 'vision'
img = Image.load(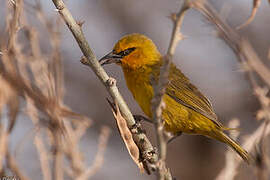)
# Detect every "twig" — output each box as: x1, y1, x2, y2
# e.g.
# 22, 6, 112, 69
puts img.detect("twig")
189, 1, 270, 179
0, 124, 8, 173
151, 1, 190, 180
1, 1, 107, 180
28, 102, 52, 180
215, 119, 240, 180
51, 0, 158, 173
52, 132, 63, 180
6, 150, 30, 180
215, 121, 270, 180
254, 121, 270, 180
236, 0, 261, 30
7, 0, 23, 50
34, 135, 52, 180
192, 0, 270, 127
191, 0, 270, 88
167, 1, 189, 56
76, 126, 111, 180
